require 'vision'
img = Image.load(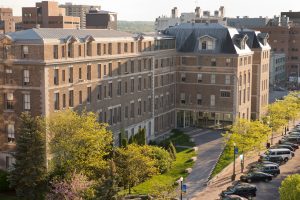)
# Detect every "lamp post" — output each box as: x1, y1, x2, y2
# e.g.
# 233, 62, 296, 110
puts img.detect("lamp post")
232, 142, 237, 181
179, 177, 183, 200
240, 154, 244, 173
267, 116, 273, 145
